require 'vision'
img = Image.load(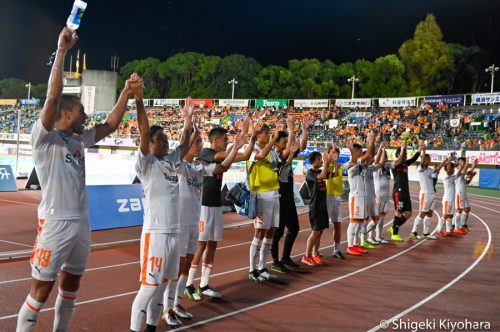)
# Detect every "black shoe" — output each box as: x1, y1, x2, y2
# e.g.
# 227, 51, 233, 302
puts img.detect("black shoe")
271, 261, 289, 274
280, 258, 300, 268
332, 251, 345, 259
463, 224, 471, 231
144, 324, 156, 332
